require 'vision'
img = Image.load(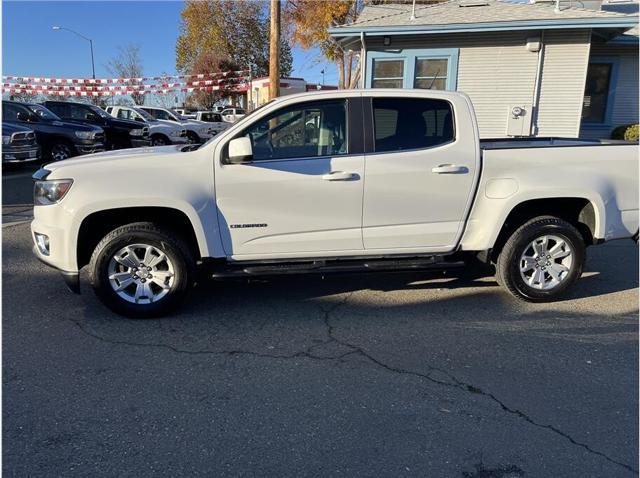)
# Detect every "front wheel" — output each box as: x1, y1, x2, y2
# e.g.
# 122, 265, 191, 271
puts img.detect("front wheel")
150, 135, 169, 146
496, 216, 585, 302
49, 142, 74, 161
89, 223, 195, 317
